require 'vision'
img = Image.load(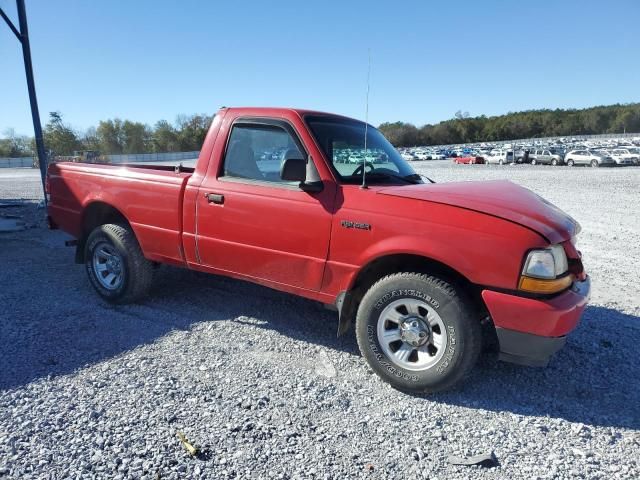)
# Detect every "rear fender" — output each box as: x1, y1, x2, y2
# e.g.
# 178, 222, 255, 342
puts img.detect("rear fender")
75, 200, 131, 263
